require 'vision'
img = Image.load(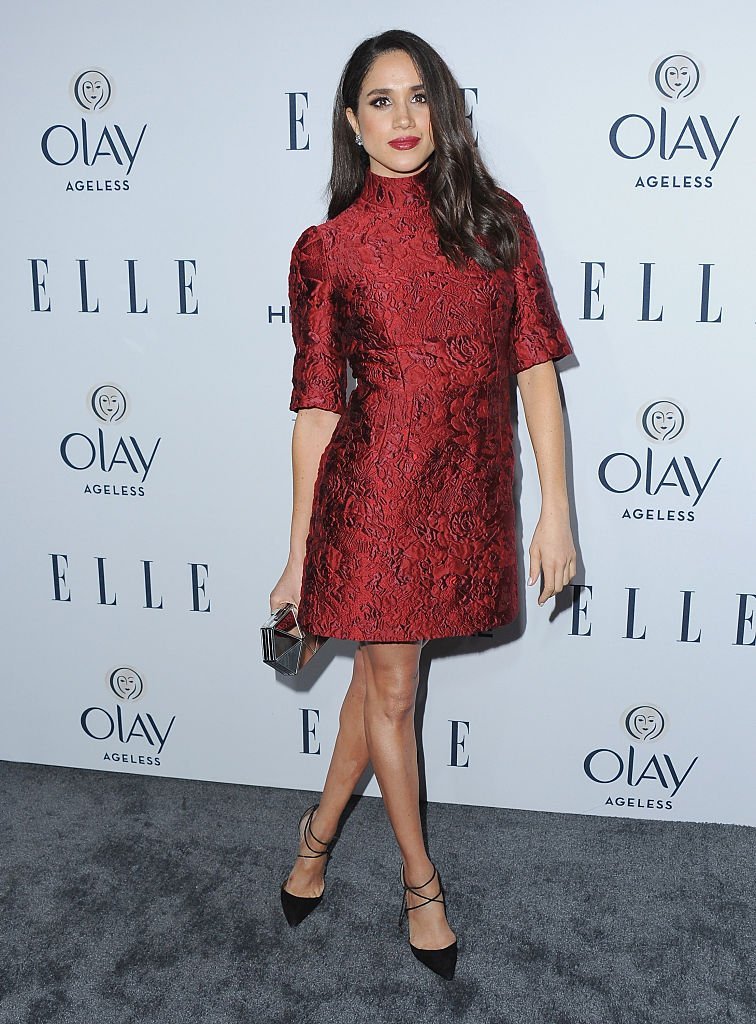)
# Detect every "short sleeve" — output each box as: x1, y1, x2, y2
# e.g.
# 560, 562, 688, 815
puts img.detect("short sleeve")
508, 197, 573, 375
288, 225, 348, 414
